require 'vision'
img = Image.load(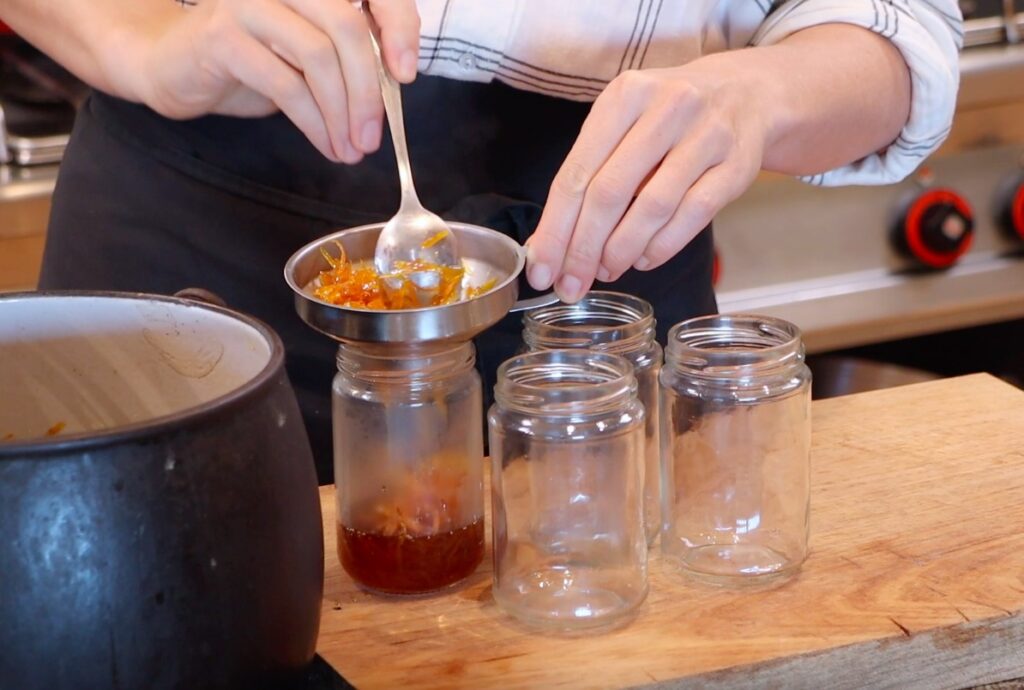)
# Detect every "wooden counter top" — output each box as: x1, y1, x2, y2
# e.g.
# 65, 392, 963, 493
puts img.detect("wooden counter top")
315, 374, 1024, 689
